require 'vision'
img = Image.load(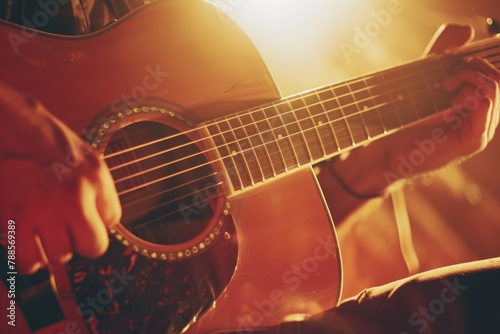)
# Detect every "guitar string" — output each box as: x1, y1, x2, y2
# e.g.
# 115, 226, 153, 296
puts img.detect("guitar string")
115, 55, 500, 206
103, 67, 412, 162
115, 67, 446, 195
125, 180, 223, 221
119, 60, 500, 228
120, 172, 218, 209
119, 57, 500, 238
110, 49, 500, 205
114, 42, 500, 231
126, 191, 221, 232
109, 56, 447, 179
107, 46, 500, 184
104, 54, 444, 163
115, 51, 500, 182
103, 39, 500, 162
225, 59, 500, 186
112, 63, 448, 189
